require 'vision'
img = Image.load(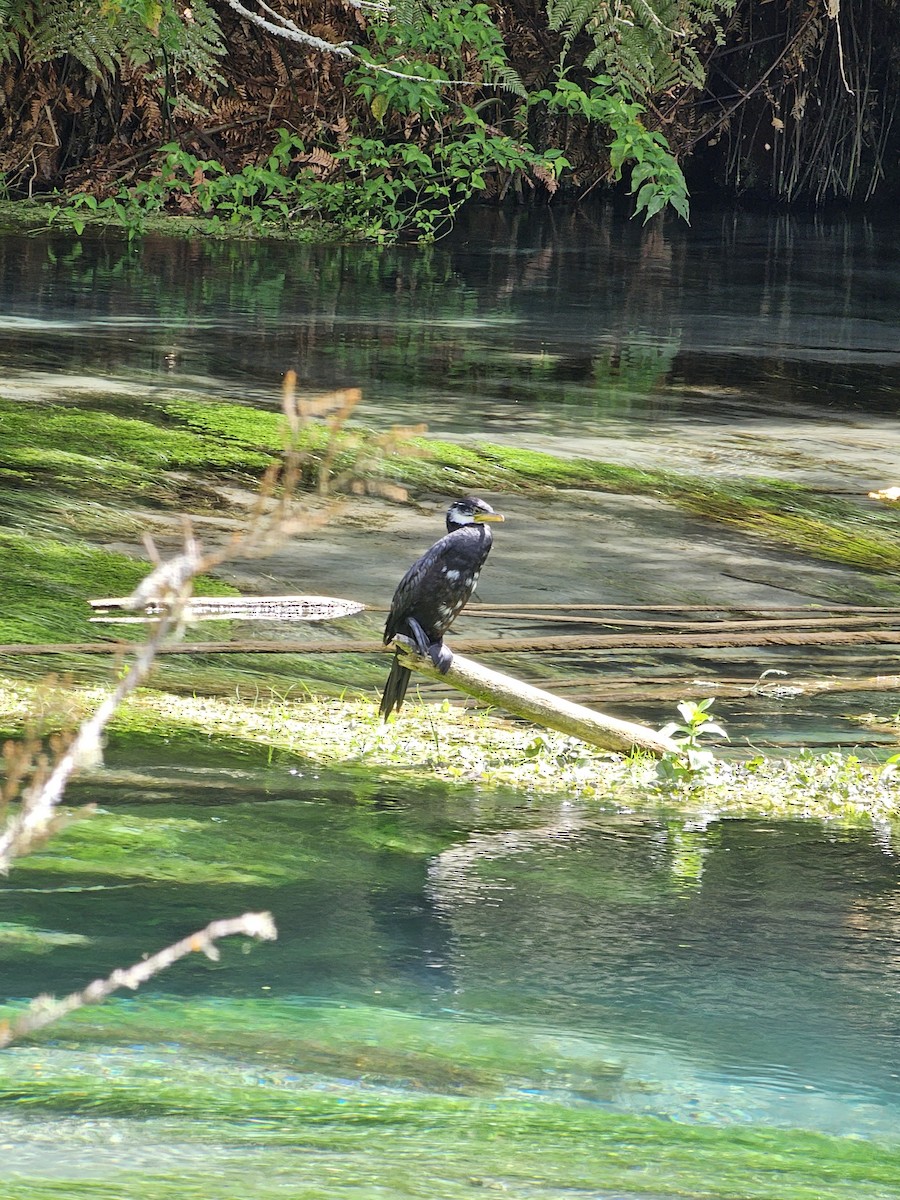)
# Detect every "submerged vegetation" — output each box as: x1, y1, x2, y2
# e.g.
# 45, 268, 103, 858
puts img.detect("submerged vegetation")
1, 385, 898, 707
0, 678, 897, 823
6, 1014, 900, 1200
4, 393, 899, 582
1, 659, 900, 1195
1, 387, 900, 1193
